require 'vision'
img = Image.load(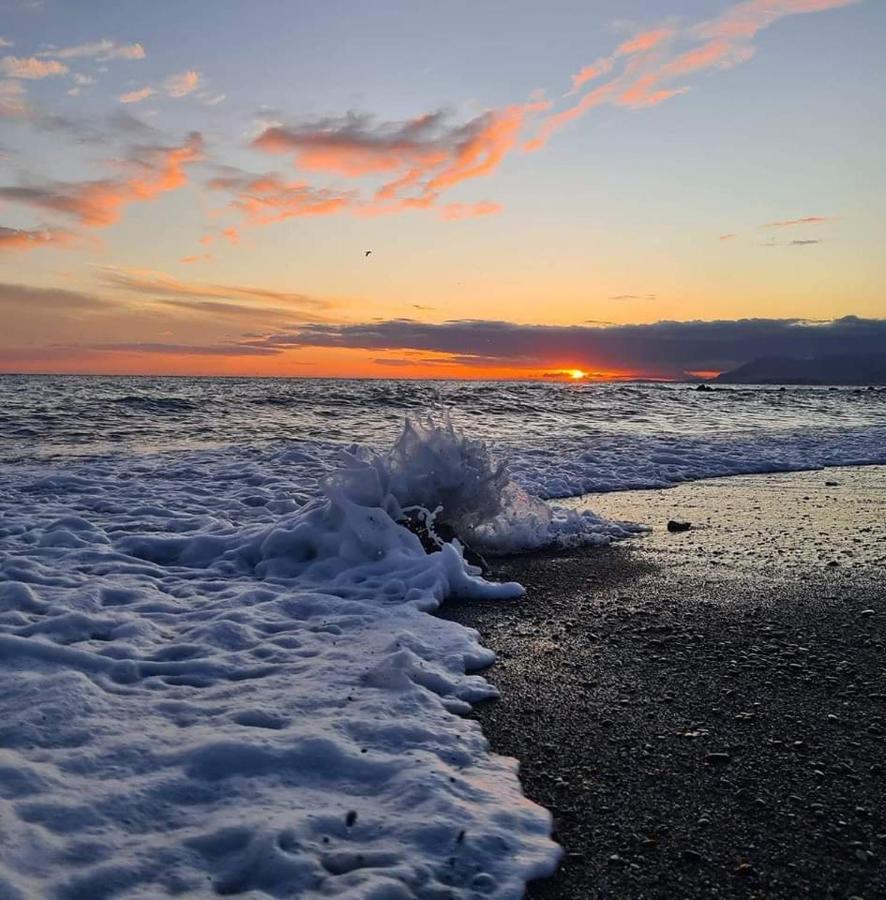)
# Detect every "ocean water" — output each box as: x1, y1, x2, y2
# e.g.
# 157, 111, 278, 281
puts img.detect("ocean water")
4, 375, 886, 493
1, 375, 885, 898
